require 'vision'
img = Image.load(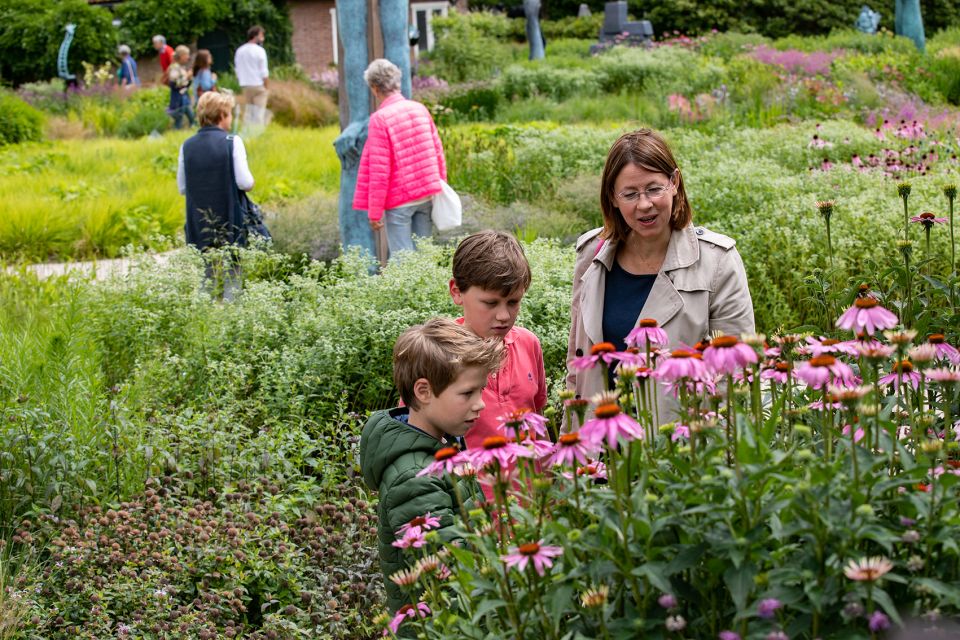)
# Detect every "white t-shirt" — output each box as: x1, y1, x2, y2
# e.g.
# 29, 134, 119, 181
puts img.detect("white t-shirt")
234, 42, 268, 87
